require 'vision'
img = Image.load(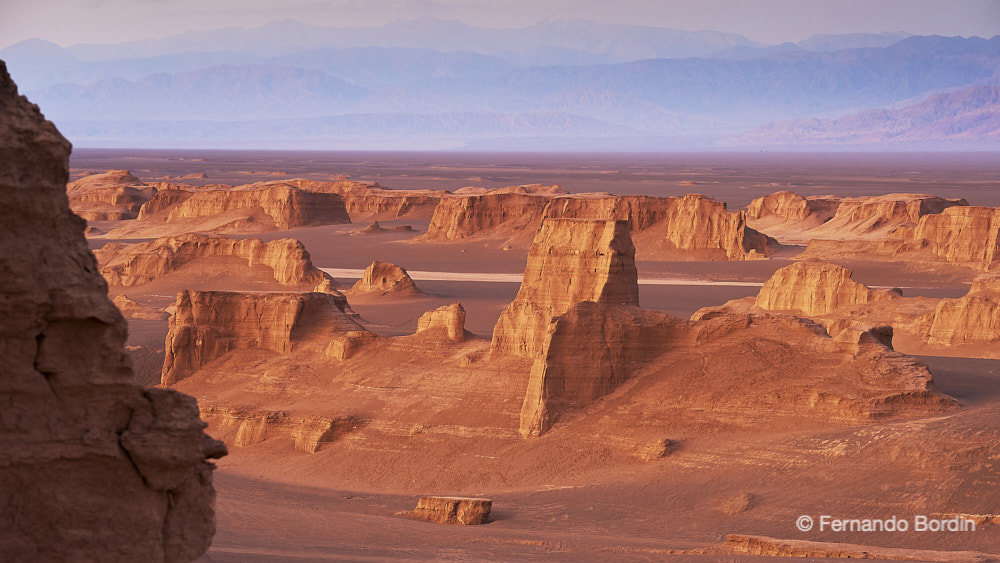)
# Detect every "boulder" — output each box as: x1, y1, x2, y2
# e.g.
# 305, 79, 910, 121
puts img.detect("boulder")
411, 496, 492, 525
